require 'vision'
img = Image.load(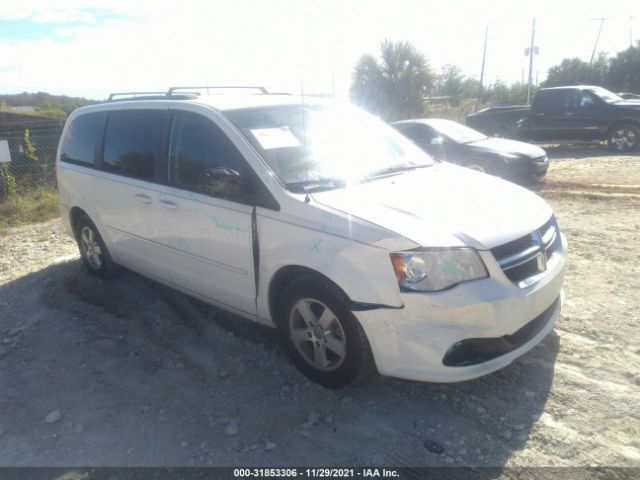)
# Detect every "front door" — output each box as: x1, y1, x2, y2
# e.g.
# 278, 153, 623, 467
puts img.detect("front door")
149, 110, 258, 318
